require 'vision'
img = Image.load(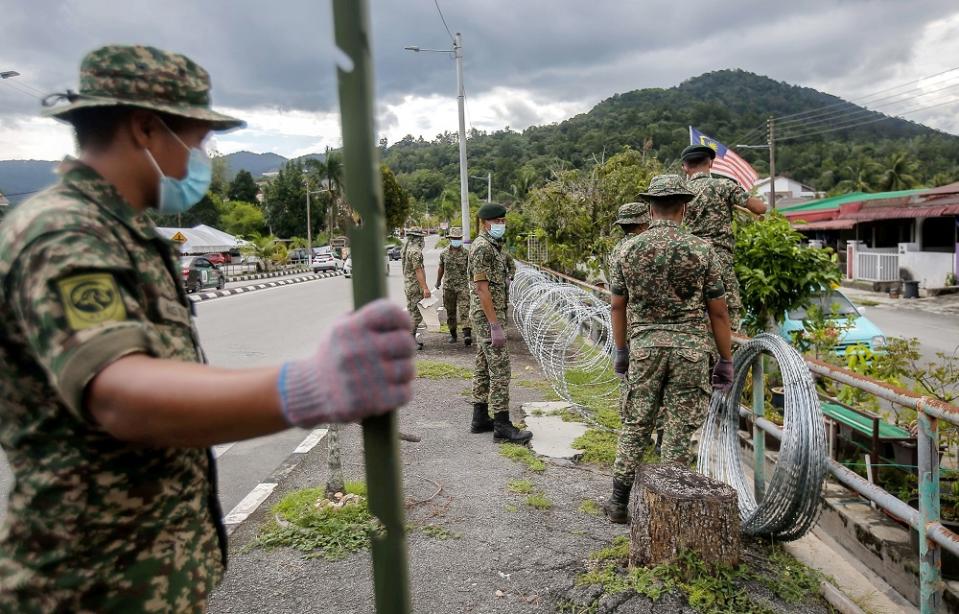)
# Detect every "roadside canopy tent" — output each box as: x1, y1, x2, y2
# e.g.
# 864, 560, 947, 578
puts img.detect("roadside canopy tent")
155, 224, 241, 254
